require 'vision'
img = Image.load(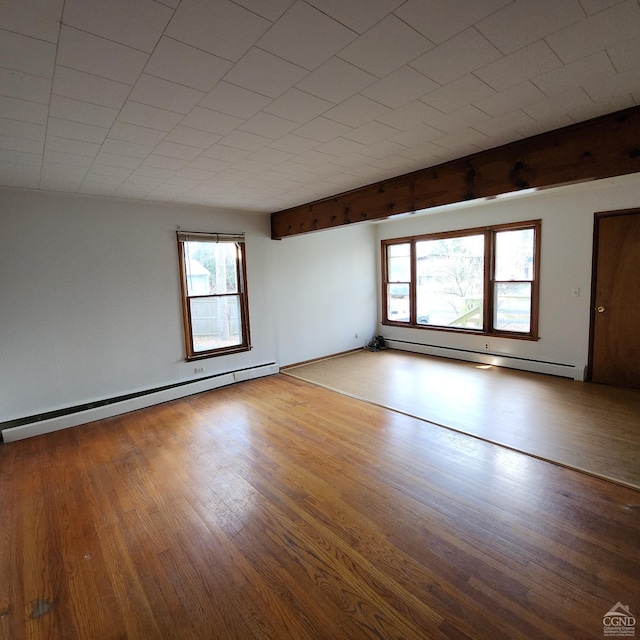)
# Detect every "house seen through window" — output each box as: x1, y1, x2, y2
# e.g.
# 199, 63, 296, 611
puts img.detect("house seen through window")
177, 232, 251, 360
